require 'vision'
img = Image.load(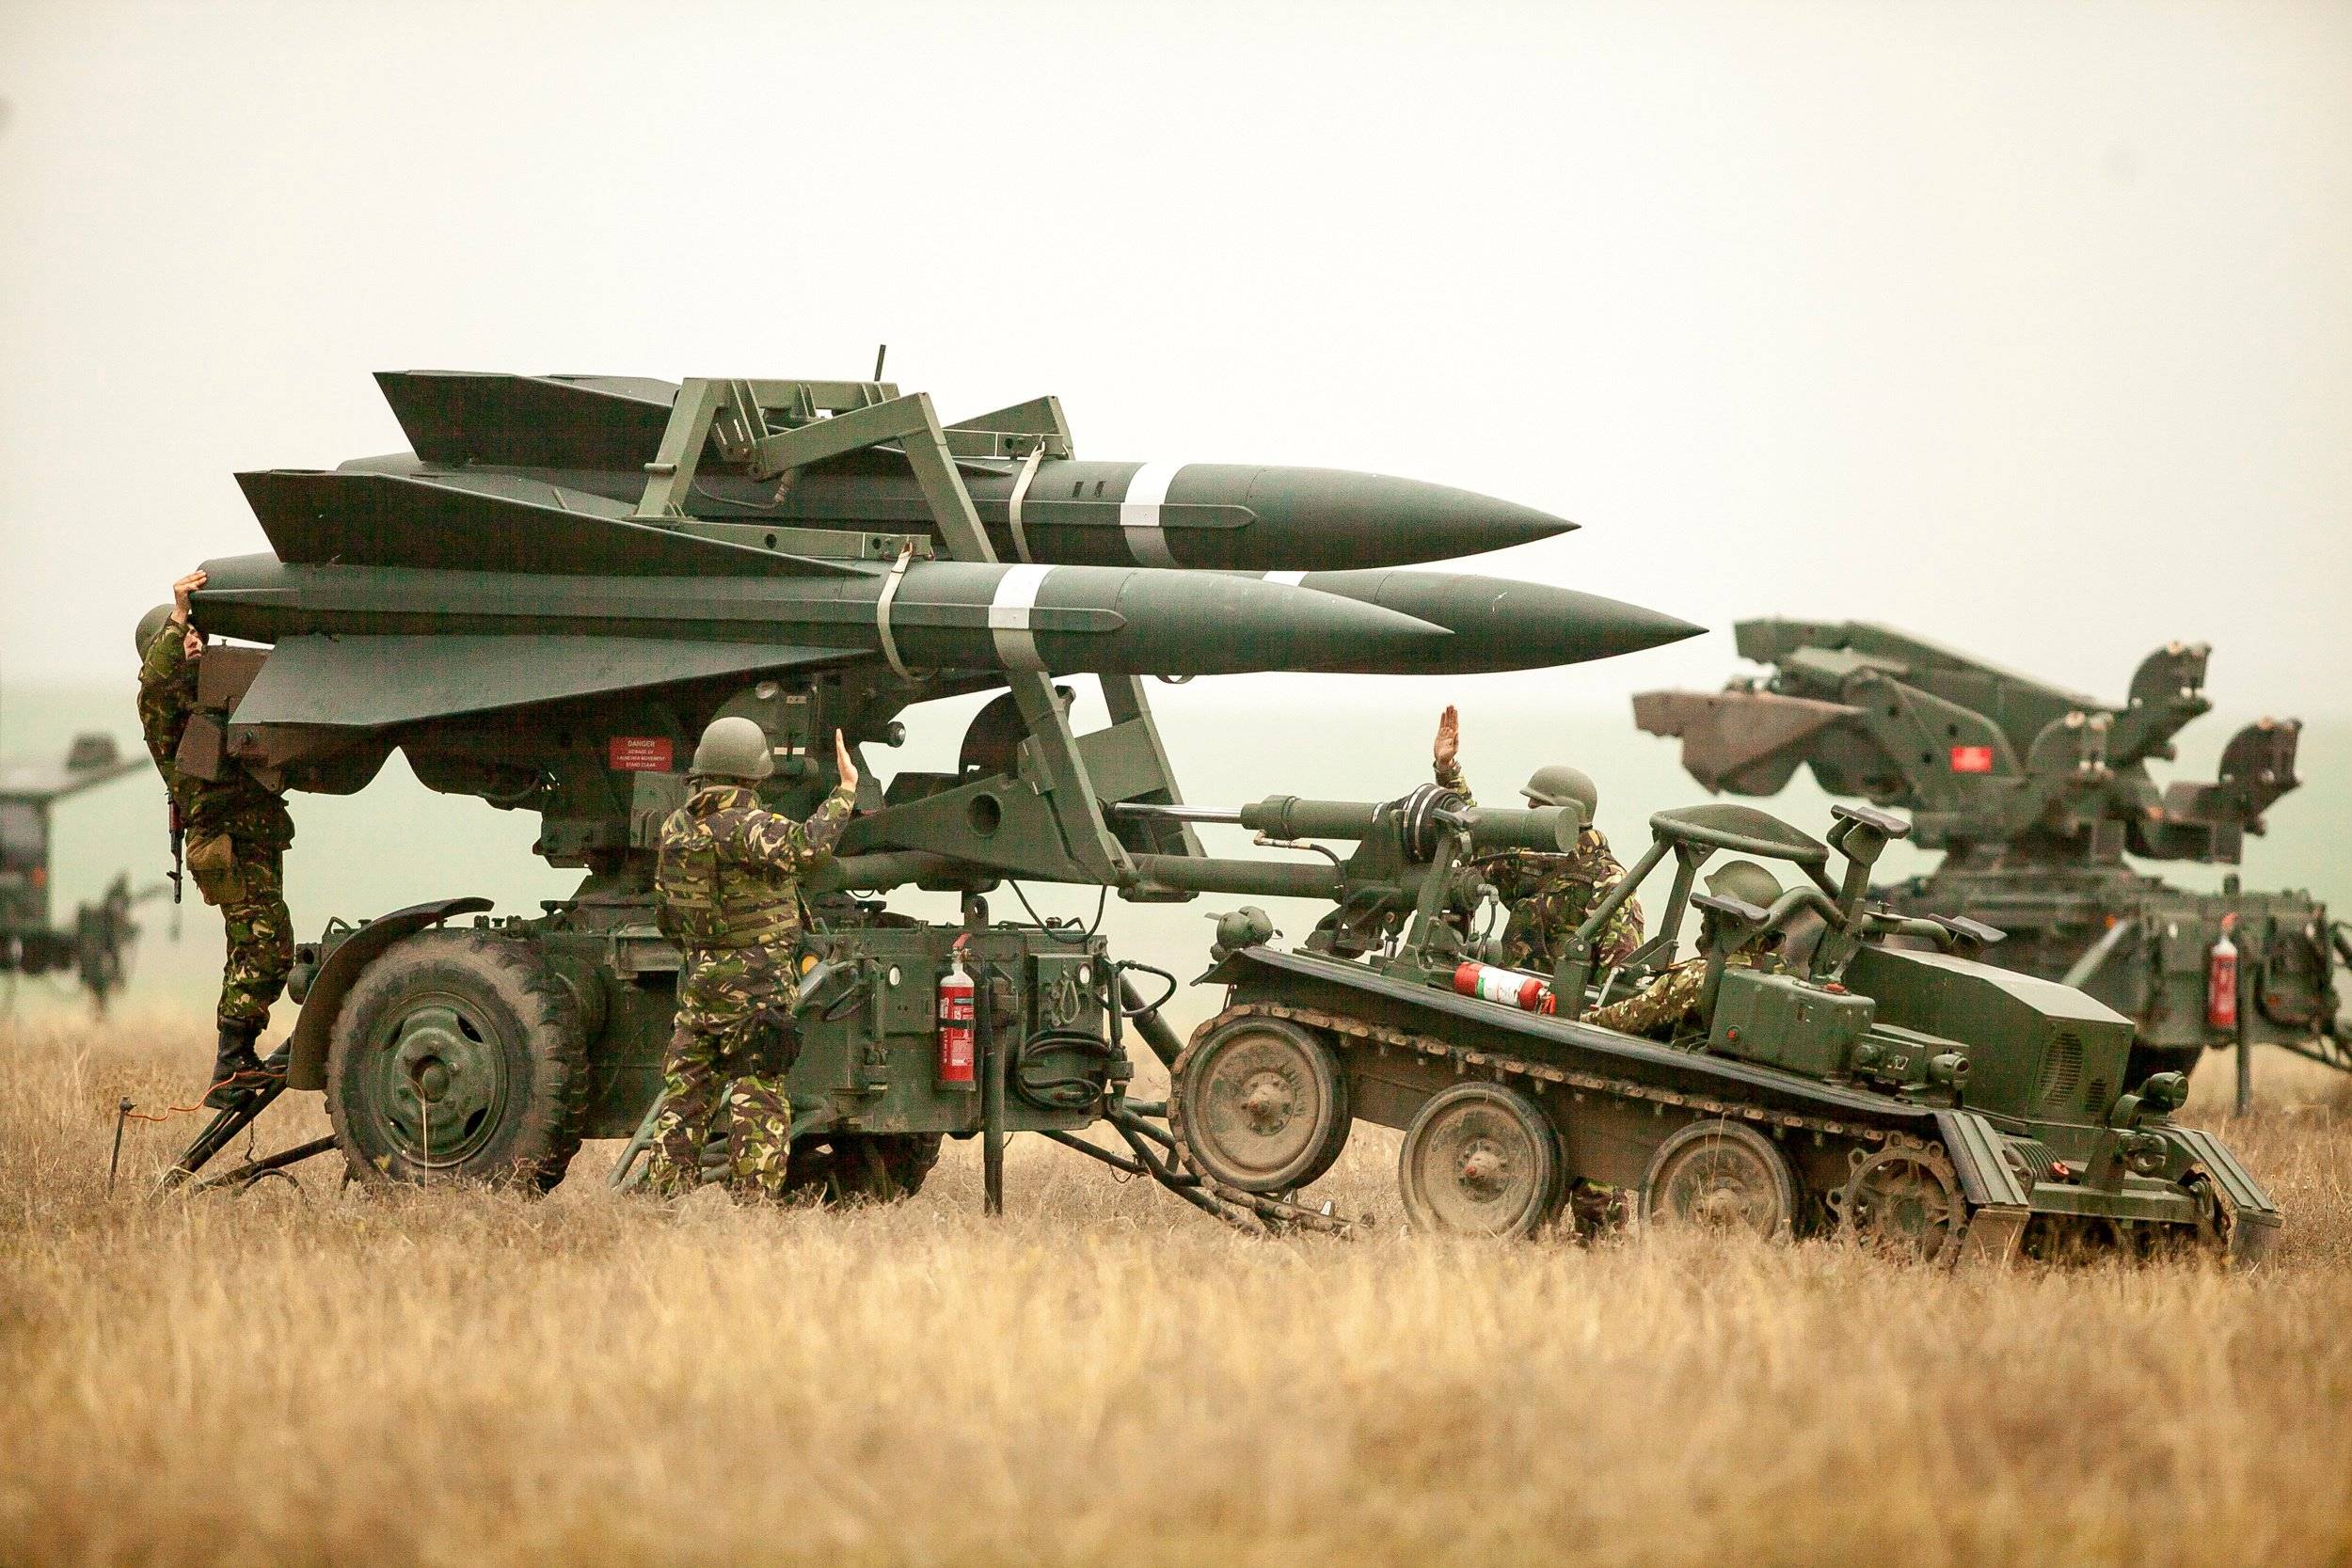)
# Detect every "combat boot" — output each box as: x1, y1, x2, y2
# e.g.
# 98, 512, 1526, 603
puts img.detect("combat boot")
202, 1022, 265, 1110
